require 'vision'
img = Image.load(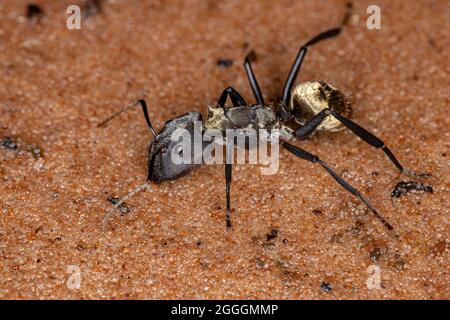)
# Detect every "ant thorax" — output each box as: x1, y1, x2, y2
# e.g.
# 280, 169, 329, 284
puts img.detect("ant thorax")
203, 104, 293, 145
204, 104, 280, 132
289, 81, 353, 132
